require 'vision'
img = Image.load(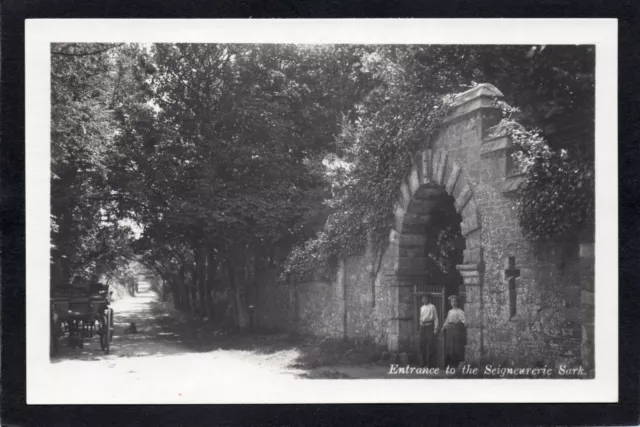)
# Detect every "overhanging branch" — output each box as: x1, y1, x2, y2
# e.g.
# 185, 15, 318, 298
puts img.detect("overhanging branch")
52, 44, 123, 57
